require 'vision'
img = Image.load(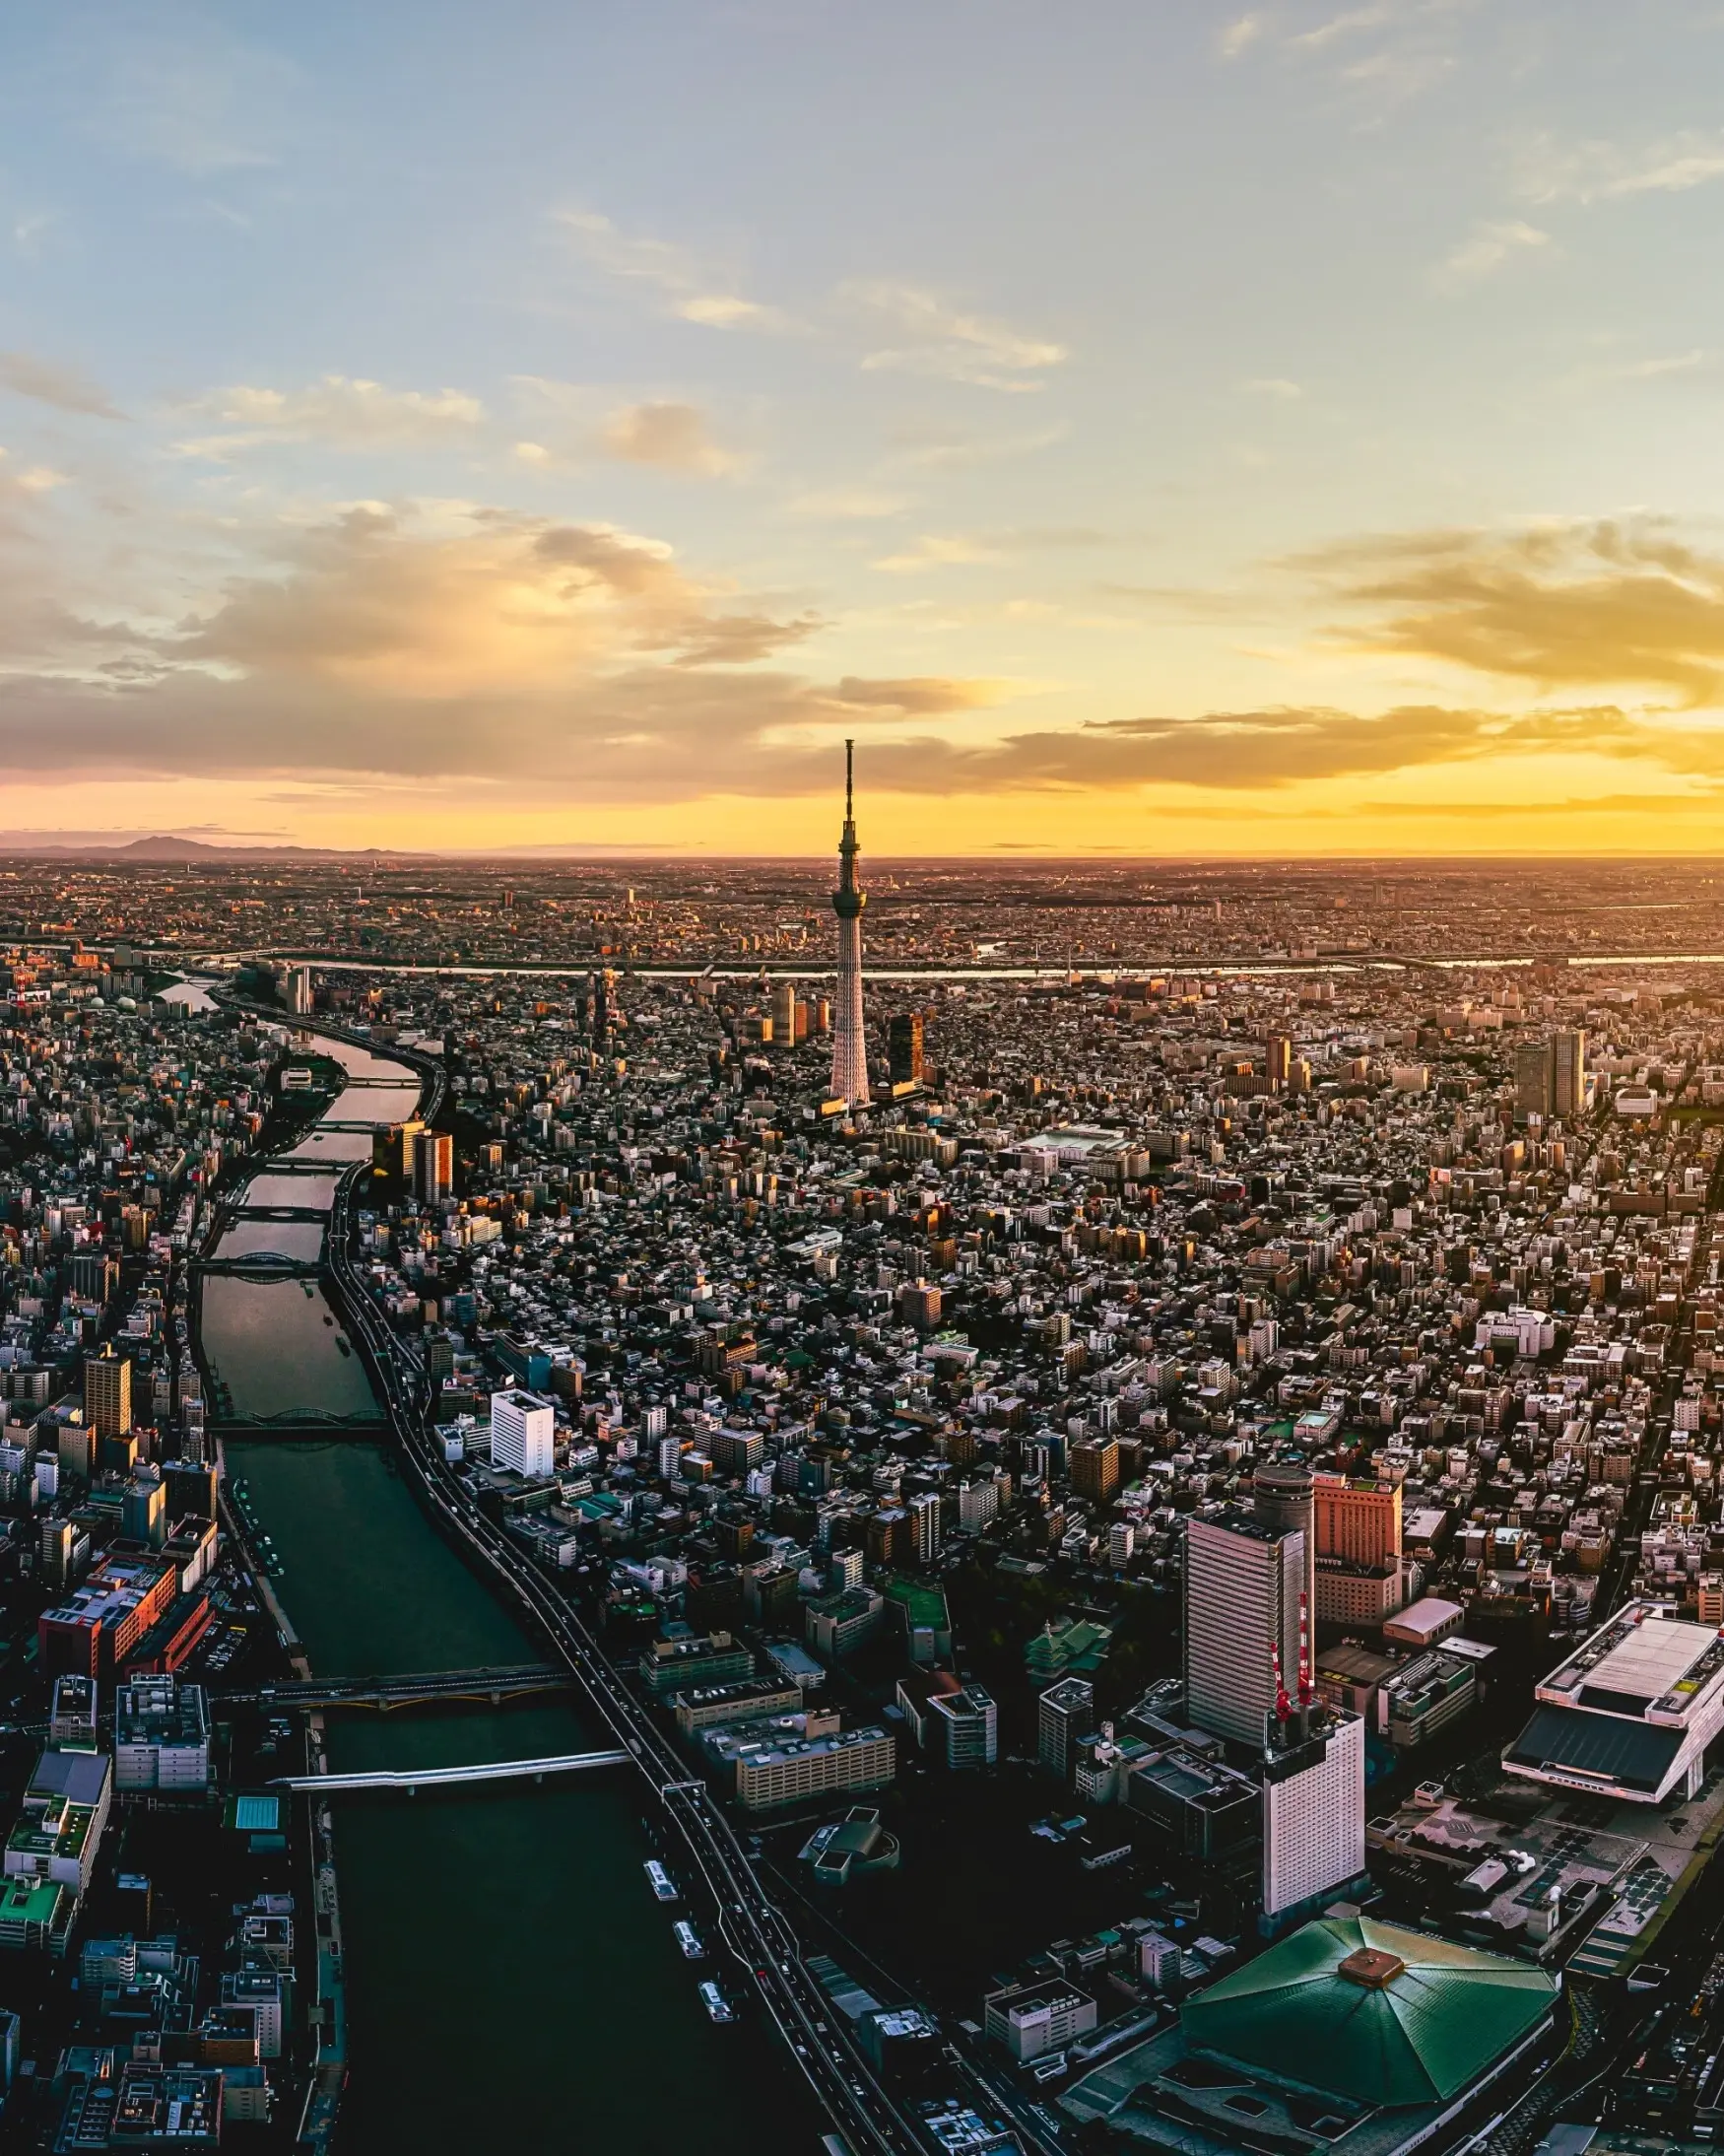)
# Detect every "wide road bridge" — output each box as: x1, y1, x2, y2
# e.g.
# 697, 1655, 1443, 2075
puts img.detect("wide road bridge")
272, 1748, 630, 1792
